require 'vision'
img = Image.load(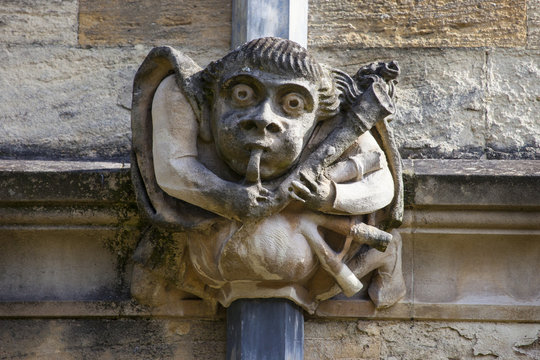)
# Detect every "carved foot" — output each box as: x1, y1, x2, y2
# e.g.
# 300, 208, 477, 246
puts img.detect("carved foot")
368, 230, 406, 308
350, 222, 392, 251
336, 265, 364, 297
